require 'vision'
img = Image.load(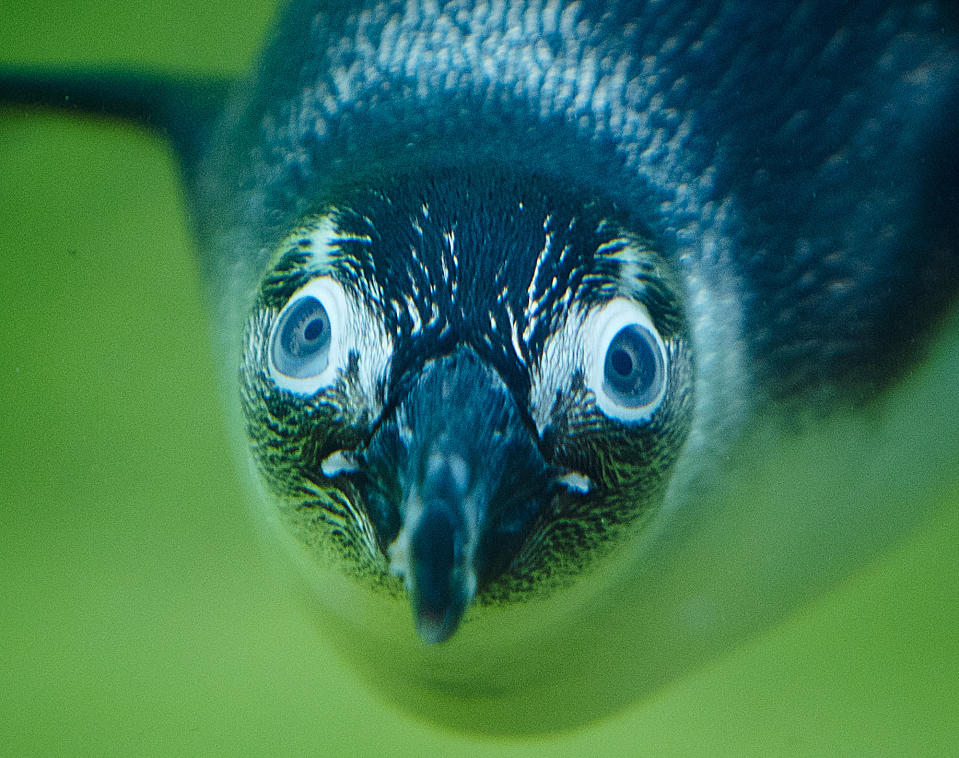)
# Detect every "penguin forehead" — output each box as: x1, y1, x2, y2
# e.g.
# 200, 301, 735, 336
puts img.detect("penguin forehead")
299, 172, 665, 361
